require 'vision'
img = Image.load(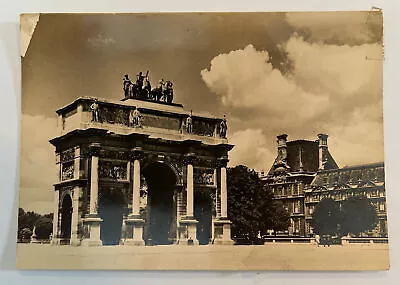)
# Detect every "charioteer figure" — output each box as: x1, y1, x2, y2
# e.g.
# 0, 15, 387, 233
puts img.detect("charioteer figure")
165, 81, 174, 103
219, 115, 228, 138
144, 76, 151, 99
123, 74, 132, 98
136, 71, 145, 90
